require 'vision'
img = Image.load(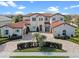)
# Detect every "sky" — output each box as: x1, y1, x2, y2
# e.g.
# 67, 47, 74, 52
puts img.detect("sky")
0, 1, 79, 15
